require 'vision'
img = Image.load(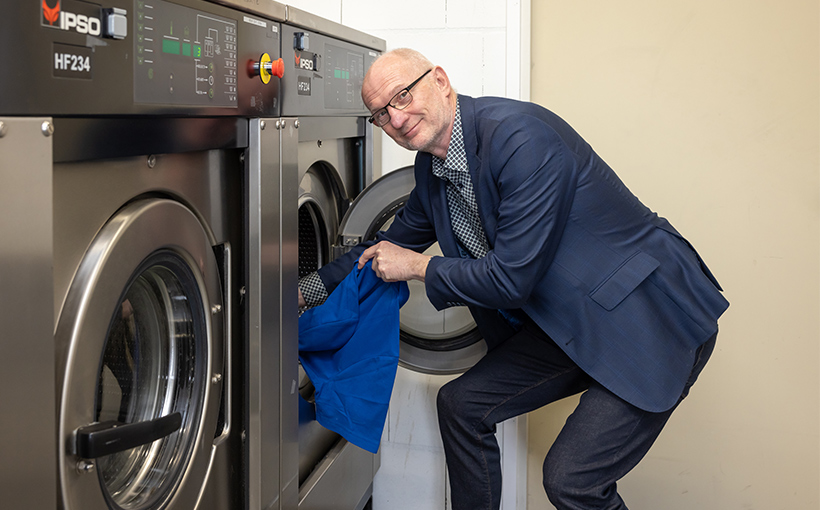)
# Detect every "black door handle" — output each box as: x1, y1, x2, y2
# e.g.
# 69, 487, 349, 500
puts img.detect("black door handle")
75, 412, 182, 459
